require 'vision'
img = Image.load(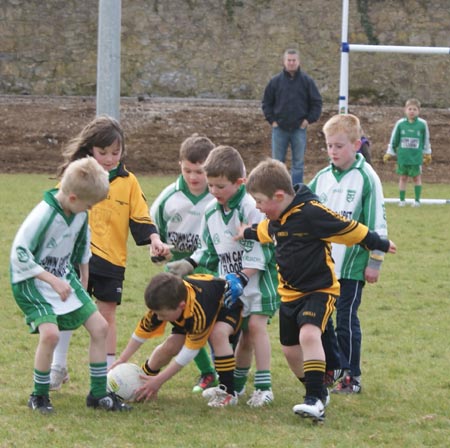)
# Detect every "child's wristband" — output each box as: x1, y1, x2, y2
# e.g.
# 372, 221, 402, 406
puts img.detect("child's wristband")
368, 253, 384, 270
